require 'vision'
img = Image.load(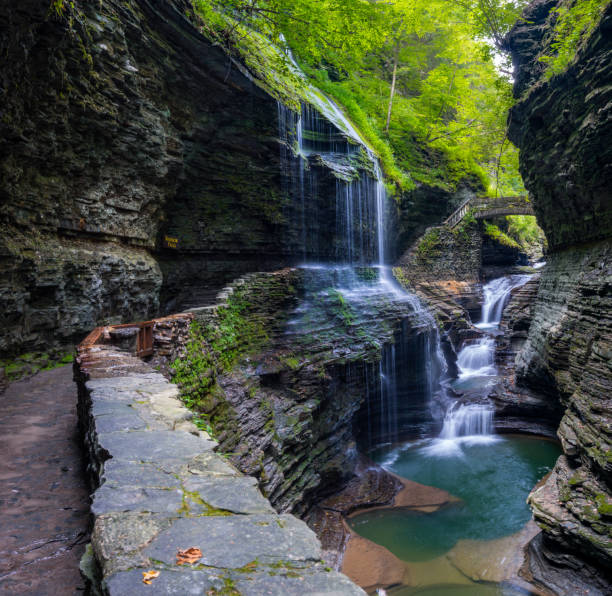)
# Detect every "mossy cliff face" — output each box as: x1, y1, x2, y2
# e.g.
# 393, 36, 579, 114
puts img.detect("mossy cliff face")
0, 0, 385, 357
170, 269, 436, 515
394, 221, 483, 332
506, 1, 612, 590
